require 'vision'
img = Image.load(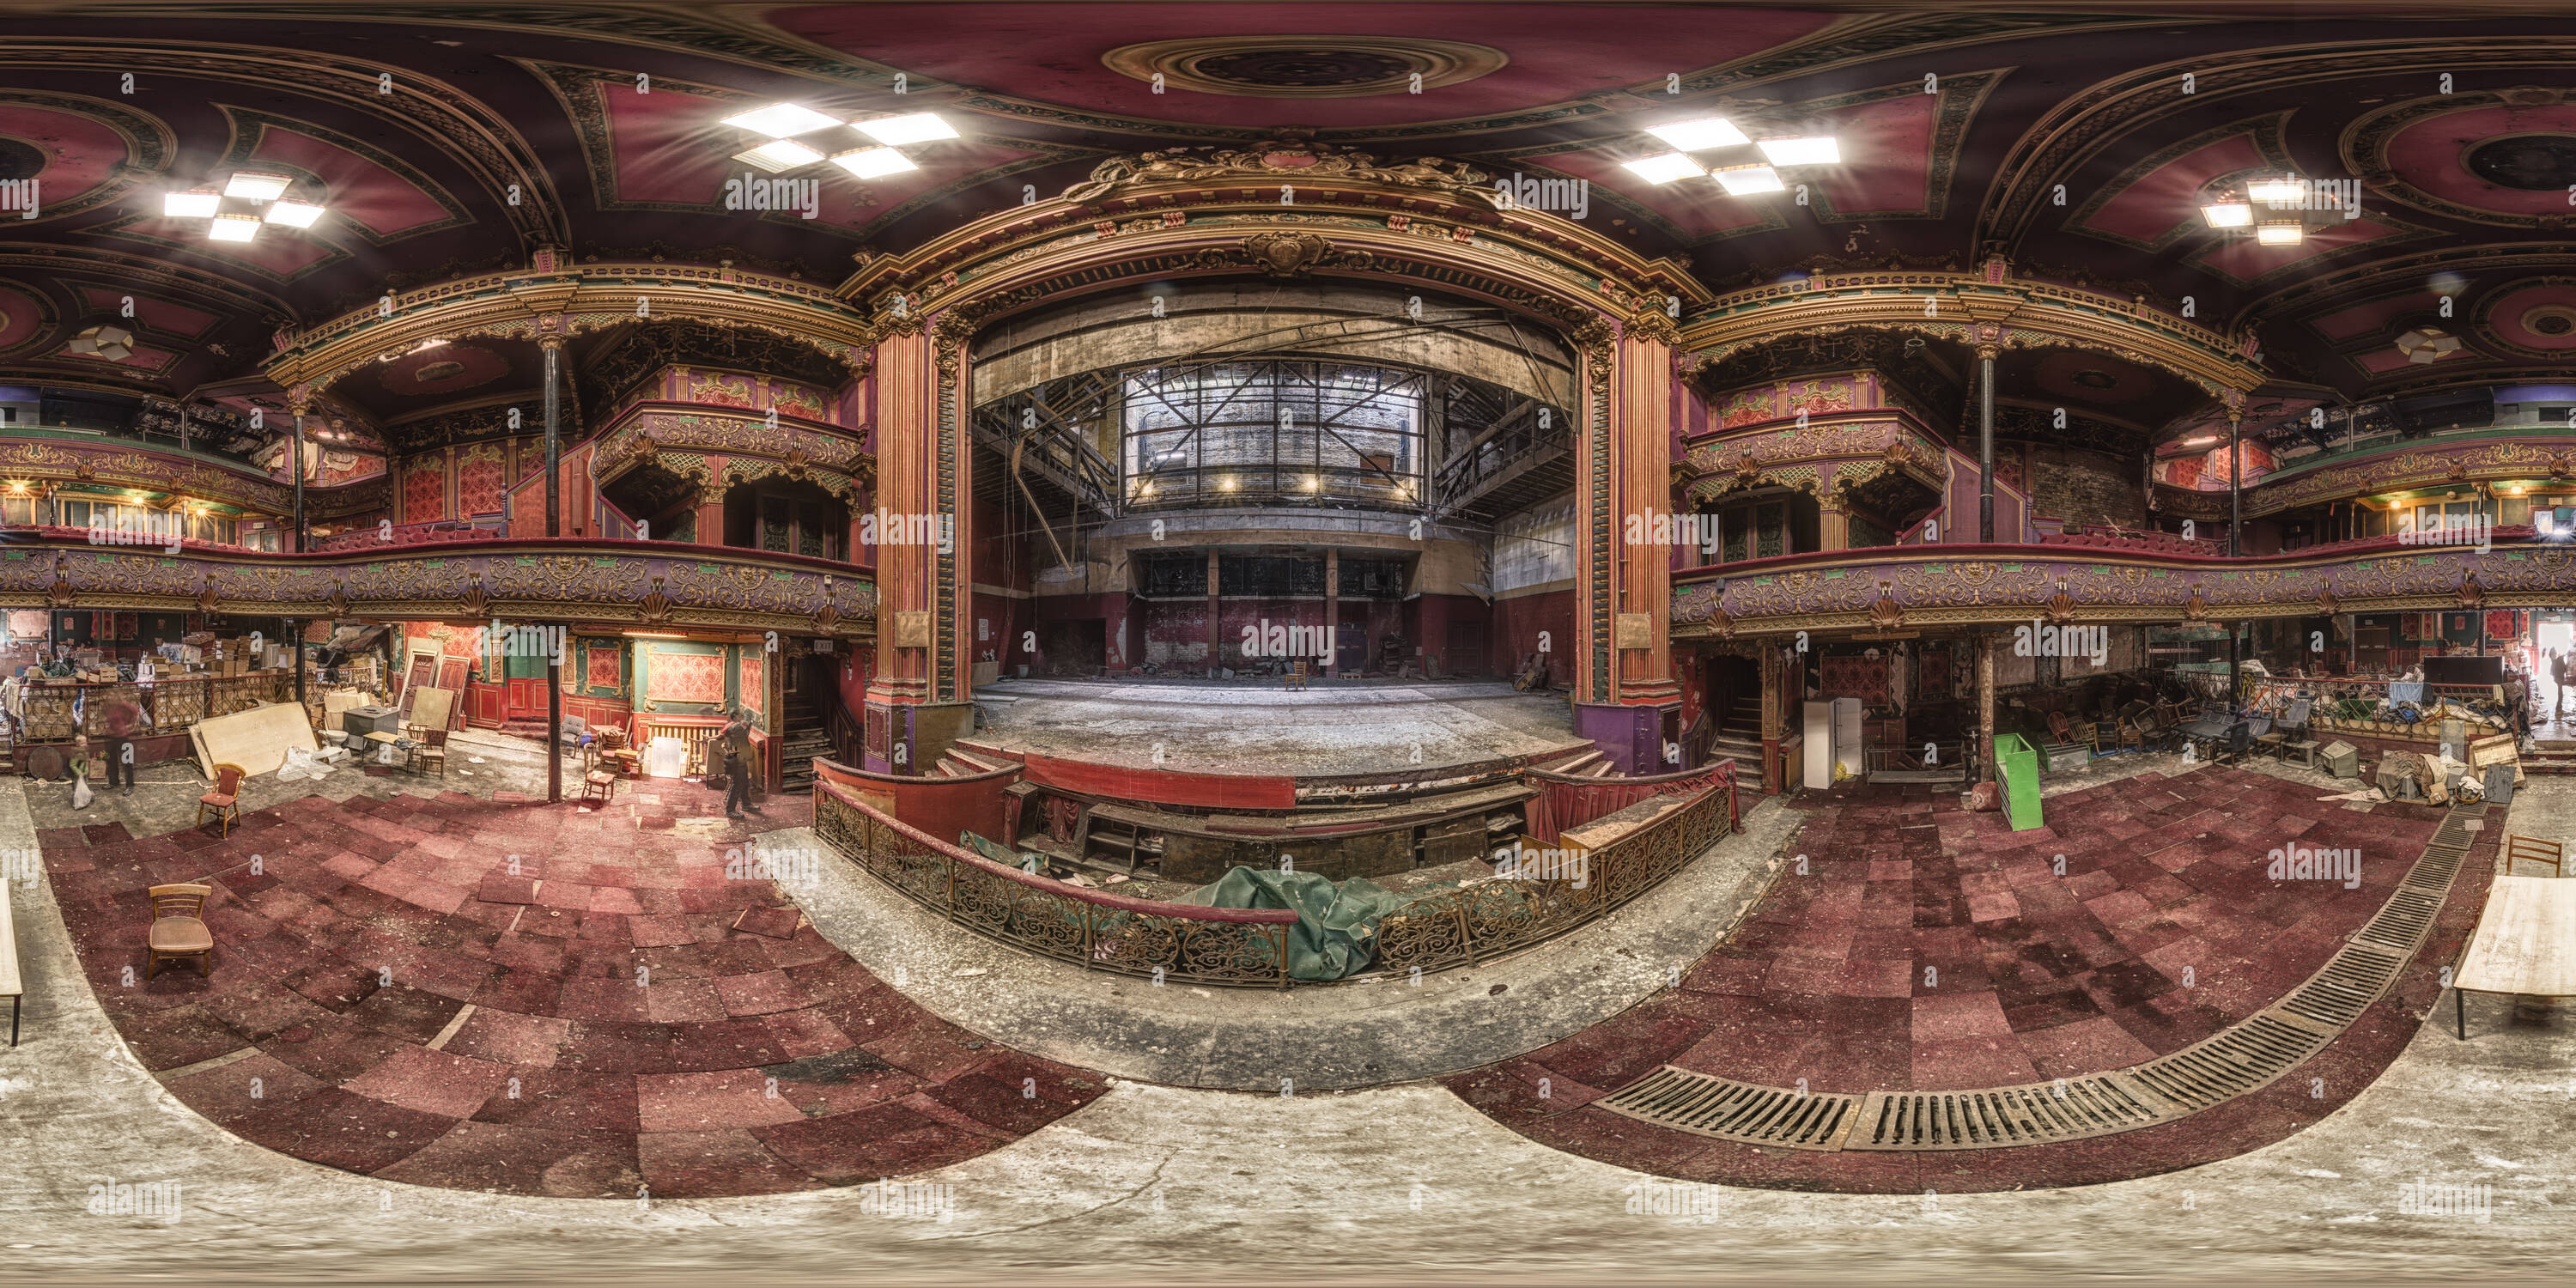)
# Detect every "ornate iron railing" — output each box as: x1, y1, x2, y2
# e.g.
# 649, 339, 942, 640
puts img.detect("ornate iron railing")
814, 760, 1739, 986
1373, 769, 1737, 978
813, 780, 1297, 987
17, 672, 295, 740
